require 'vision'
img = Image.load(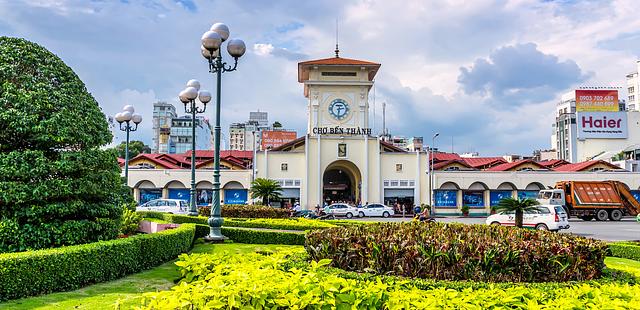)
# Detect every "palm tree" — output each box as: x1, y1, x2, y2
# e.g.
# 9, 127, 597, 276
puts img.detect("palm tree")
250, 178, 282, 205
494, 197, 540, 228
